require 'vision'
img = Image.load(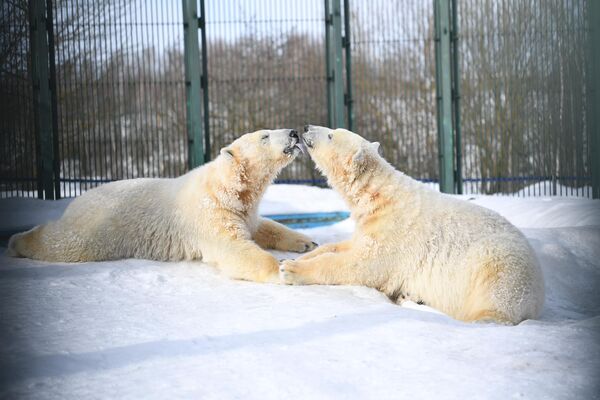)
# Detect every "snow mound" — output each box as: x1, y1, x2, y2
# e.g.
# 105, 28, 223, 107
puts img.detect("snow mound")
0, 185, 599, 399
